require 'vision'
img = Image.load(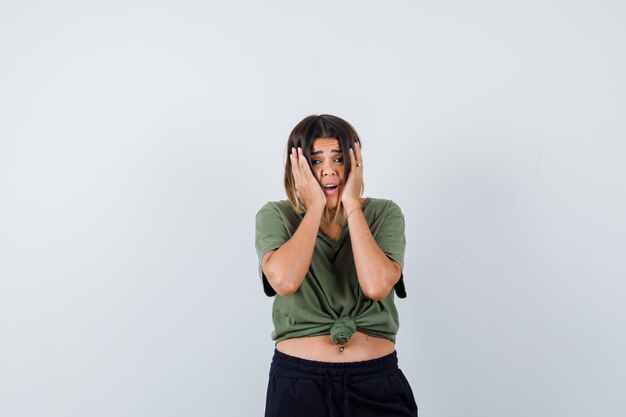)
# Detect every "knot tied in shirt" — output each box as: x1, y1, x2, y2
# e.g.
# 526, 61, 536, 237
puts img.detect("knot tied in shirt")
330, 317, 356, 345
